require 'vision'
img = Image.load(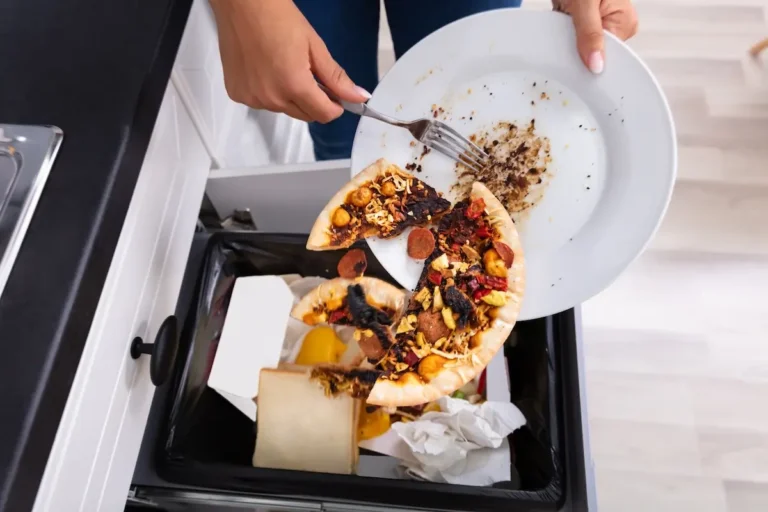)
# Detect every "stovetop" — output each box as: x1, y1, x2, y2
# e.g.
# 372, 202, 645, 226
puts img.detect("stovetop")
0, 124, 63, 297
